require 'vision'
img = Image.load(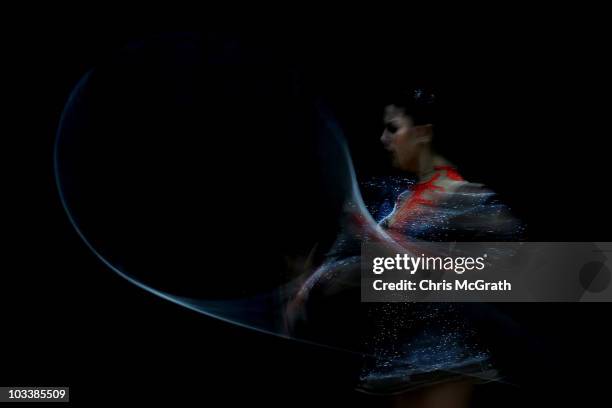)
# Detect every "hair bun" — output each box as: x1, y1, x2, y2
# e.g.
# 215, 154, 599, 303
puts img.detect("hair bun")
414, 88, 436, 105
